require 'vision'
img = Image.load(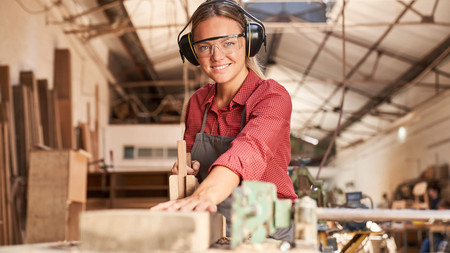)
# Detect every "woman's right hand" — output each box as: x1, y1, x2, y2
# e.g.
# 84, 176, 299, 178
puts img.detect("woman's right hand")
170, 160, 200, 176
